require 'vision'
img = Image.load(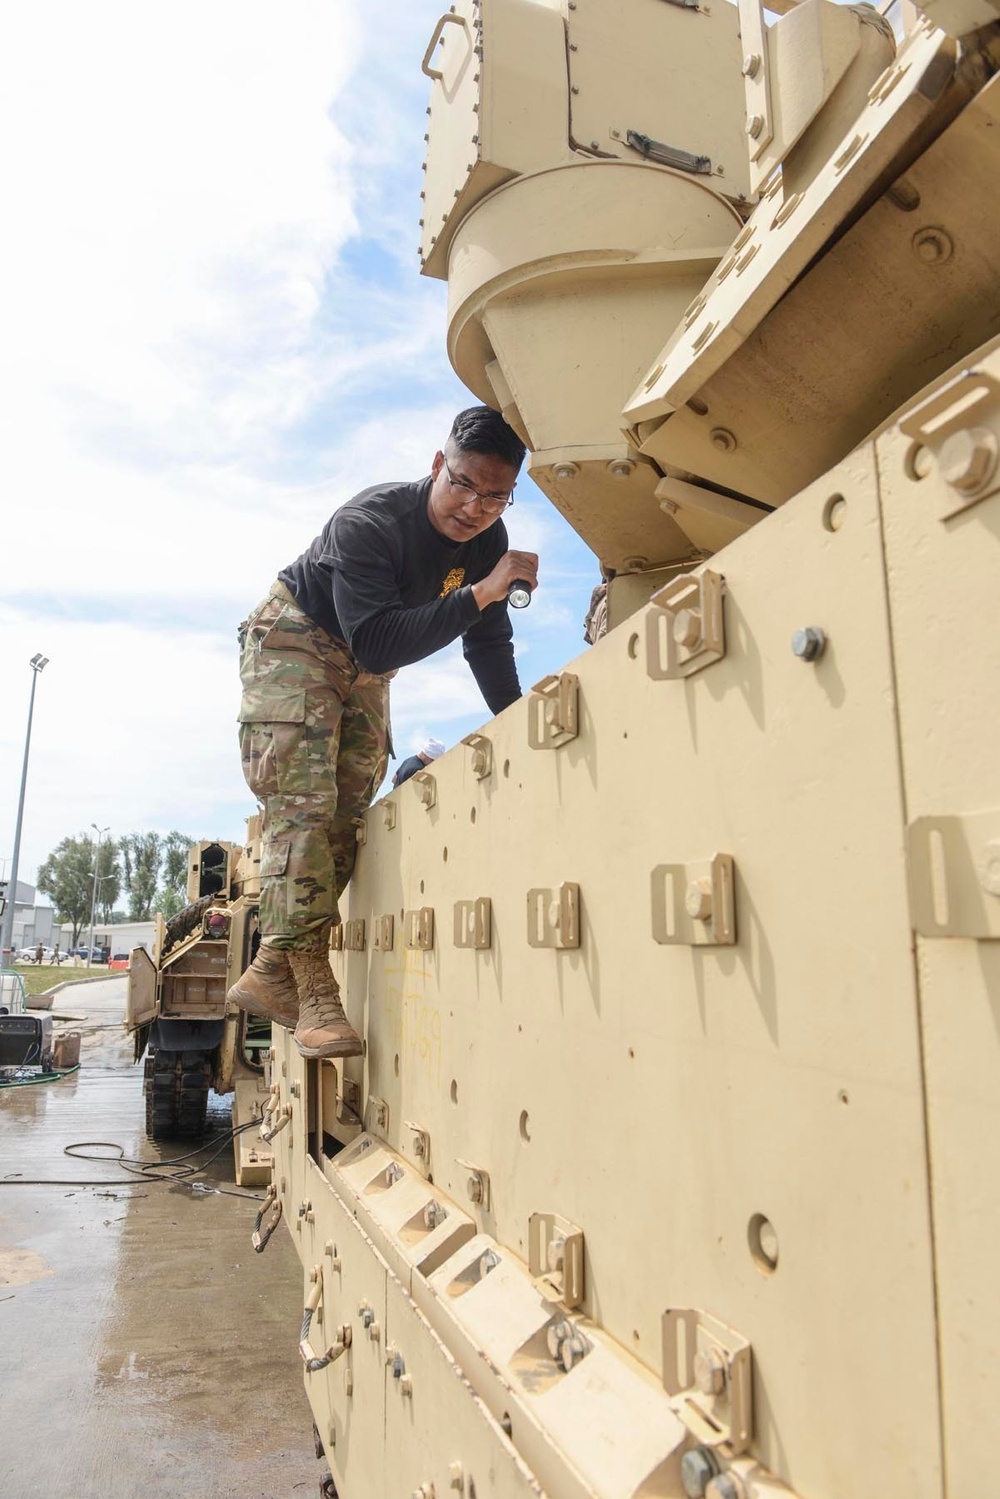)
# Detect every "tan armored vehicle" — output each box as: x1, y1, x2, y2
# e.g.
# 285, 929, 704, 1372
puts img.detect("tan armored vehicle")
126, 824, 273, 1185
260, 2, 1000, 1496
